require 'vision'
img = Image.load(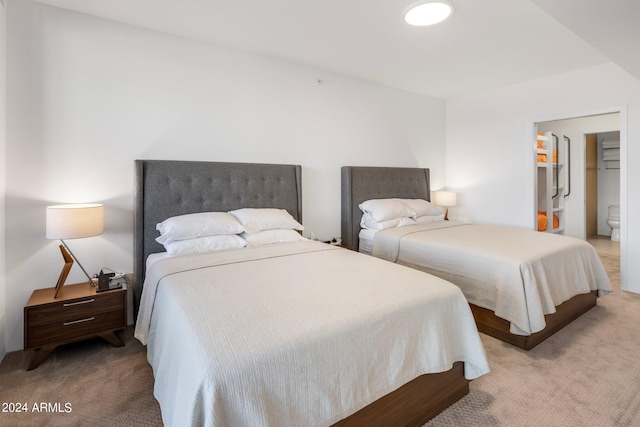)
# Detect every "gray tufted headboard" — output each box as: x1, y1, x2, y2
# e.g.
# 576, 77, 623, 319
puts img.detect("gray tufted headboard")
341, 166, 430, 251
134, 160, 302, 311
